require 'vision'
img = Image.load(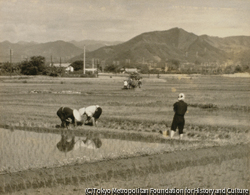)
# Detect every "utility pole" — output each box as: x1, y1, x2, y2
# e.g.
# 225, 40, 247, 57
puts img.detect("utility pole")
92, 58, 95, 74
83, 45, 85, 74
10, 49, 12, 64
59, 57, 62, 76
10, 49, 12, 77
51, 55, 53, 66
